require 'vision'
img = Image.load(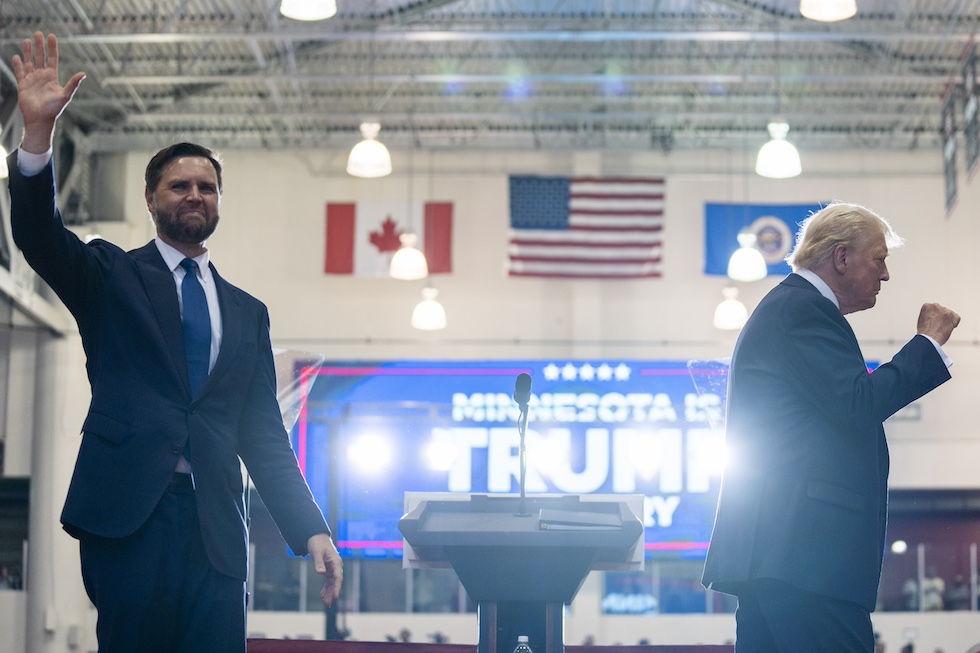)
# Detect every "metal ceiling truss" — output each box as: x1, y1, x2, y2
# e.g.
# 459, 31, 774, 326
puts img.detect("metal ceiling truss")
1, 0, 978, 156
